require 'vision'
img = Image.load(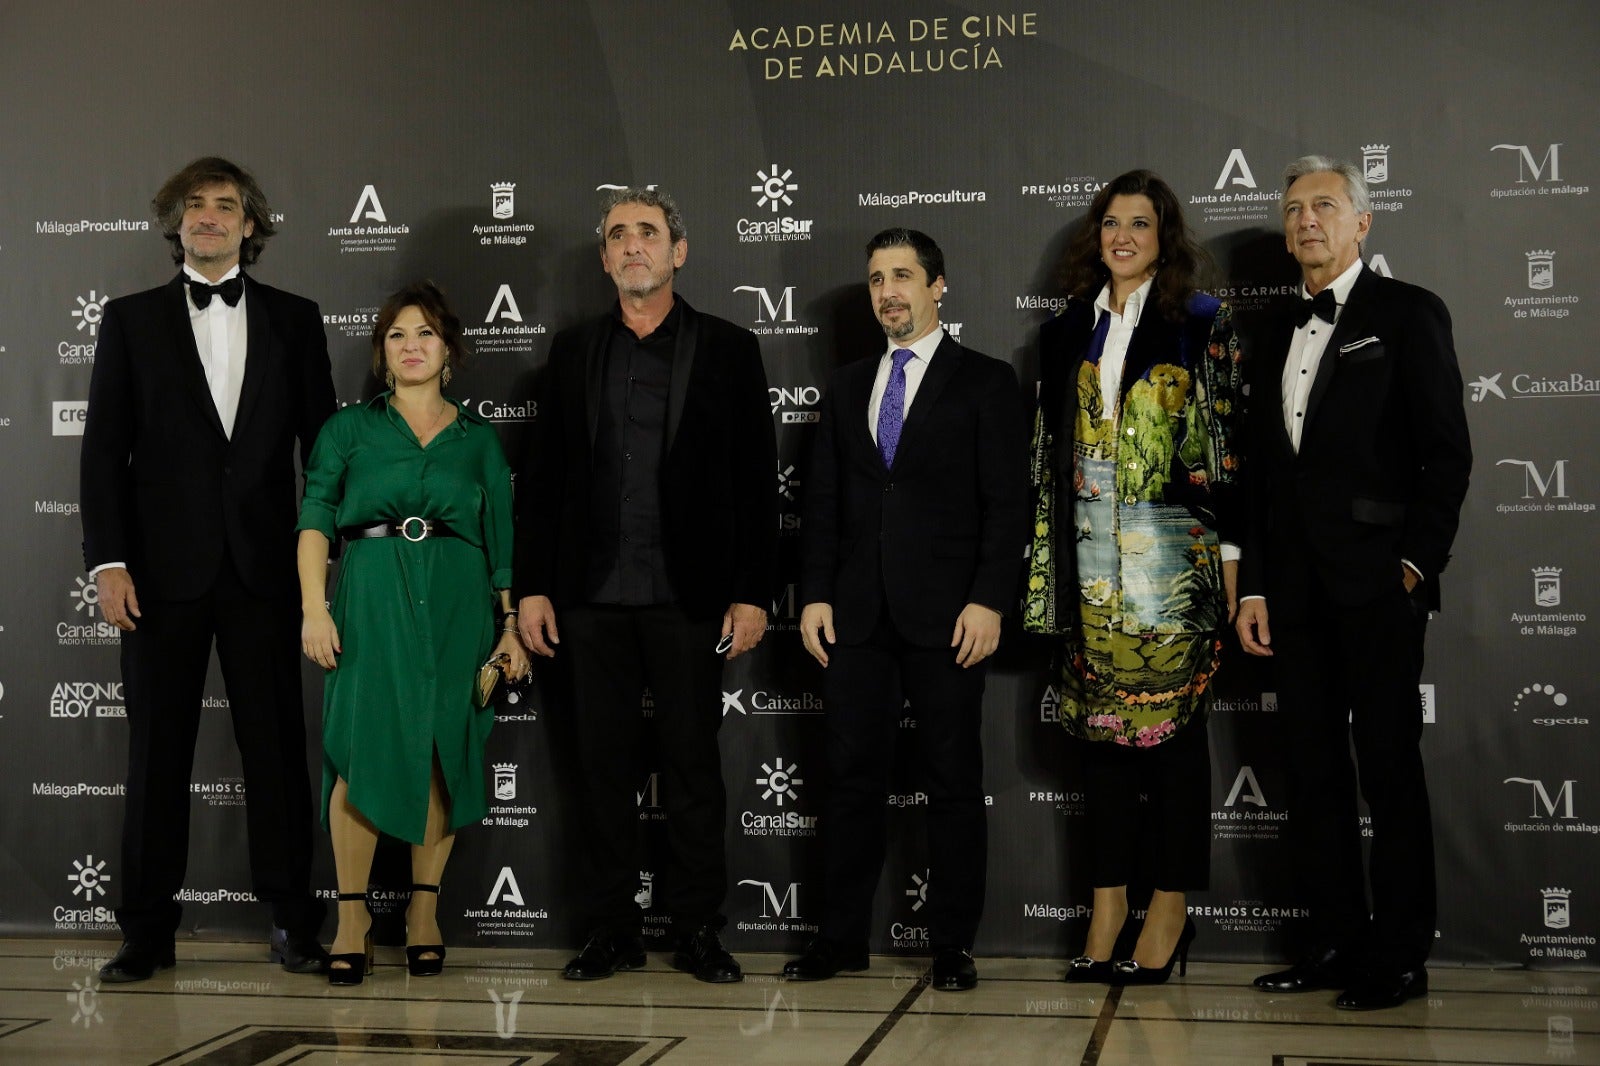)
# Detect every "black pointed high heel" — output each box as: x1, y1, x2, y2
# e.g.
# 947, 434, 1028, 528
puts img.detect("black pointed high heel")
328, 892, 374, 987
1065, 909, 1136, 983
405, 883, 446, 977
1111, 917, 1196, 986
